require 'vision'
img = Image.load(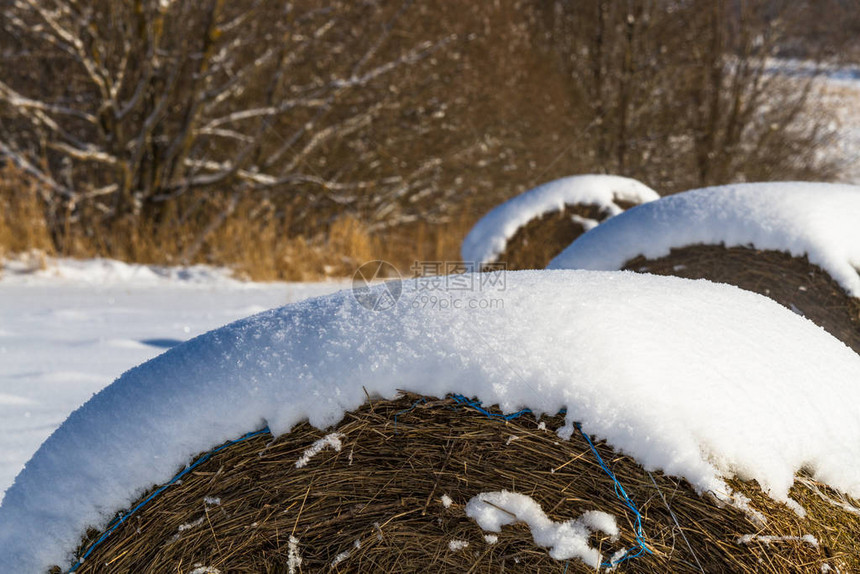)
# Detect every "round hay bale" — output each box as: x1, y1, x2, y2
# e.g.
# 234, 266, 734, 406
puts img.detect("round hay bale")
461, 175, 659, 271
623, 245, 860, 354
548, 182, 860, 353
67, 395, 860, 574
496, 202, 618, 271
